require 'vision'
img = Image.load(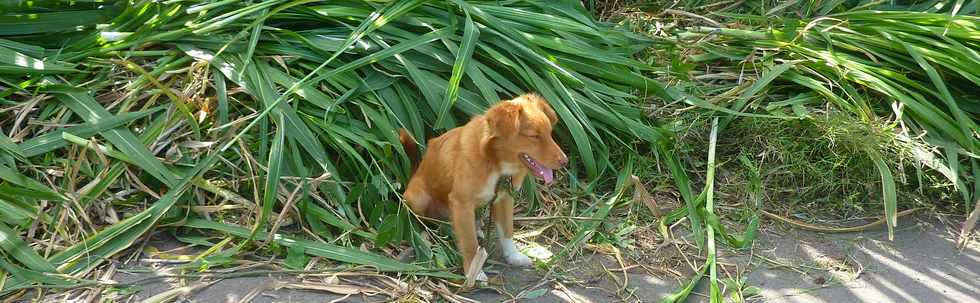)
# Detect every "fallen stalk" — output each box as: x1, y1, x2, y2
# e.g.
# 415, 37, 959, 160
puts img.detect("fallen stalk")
761, 208, 924, 233
0, 269, 366, 293
513, 216, 603, 221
